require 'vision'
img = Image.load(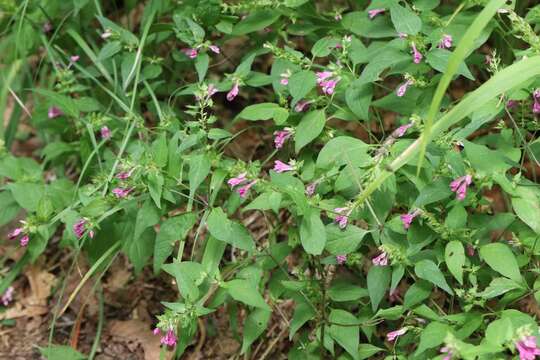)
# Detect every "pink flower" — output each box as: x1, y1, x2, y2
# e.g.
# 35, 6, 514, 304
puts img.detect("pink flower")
43, 22, 52, 33
273, 160, 294, 173
467, 244, 475, 256
450, 175, 472, 201
533, 101, 540, 114
100, 126, 111, 140
336, 254, 347, 264
280, 78, 289, 85
208, 45, 220, 54
386, 327, 407, 342
507, 100, 518, 108
294, 100, 311, 112
1, 287, 14, 306
305, 182, 317, 197
400, 209, 420, 230
112, 187, 132, 198
182, 48, 198, 59
227, 81, 240, 101
394, 123, 413, 138
20, 235, 29, 247
440, 346, 454, 360
438, 35, 453, 49
207, 84, 218, 97
316, 71, 333, 83
70, 55, 80, 63
153, 328, 161, 335
321, 79, 339, 95
73, 218, 94, 239
335, 14, 342, 21
237, 180, 257, 198
368, 8, 385, 19
389, 288, 400, 303
48, 106, 63, 119
372, 251, 388, 266
160, 329, 177, 347
411, 43, 423, 64
116, 168, 134, 180
227, 172, 248, 187
334, 207, 349, 229
396, 80, 412, 97
274, 130, 292, 149
515, 335, 540, 360
7, 227, 23, 240
398, 32, 408, 39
